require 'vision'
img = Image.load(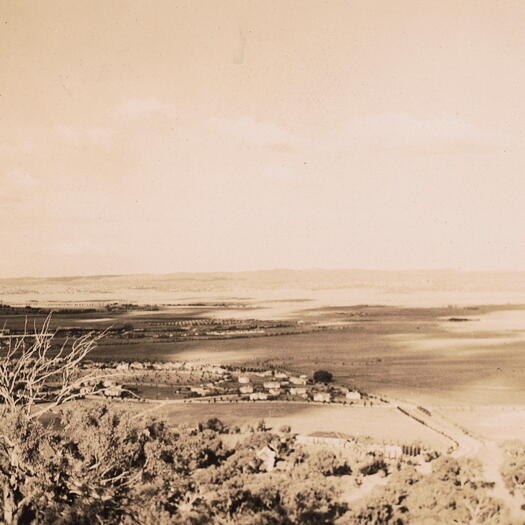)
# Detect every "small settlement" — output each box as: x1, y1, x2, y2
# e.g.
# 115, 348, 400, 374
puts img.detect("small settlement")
77, 360, 365, 404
